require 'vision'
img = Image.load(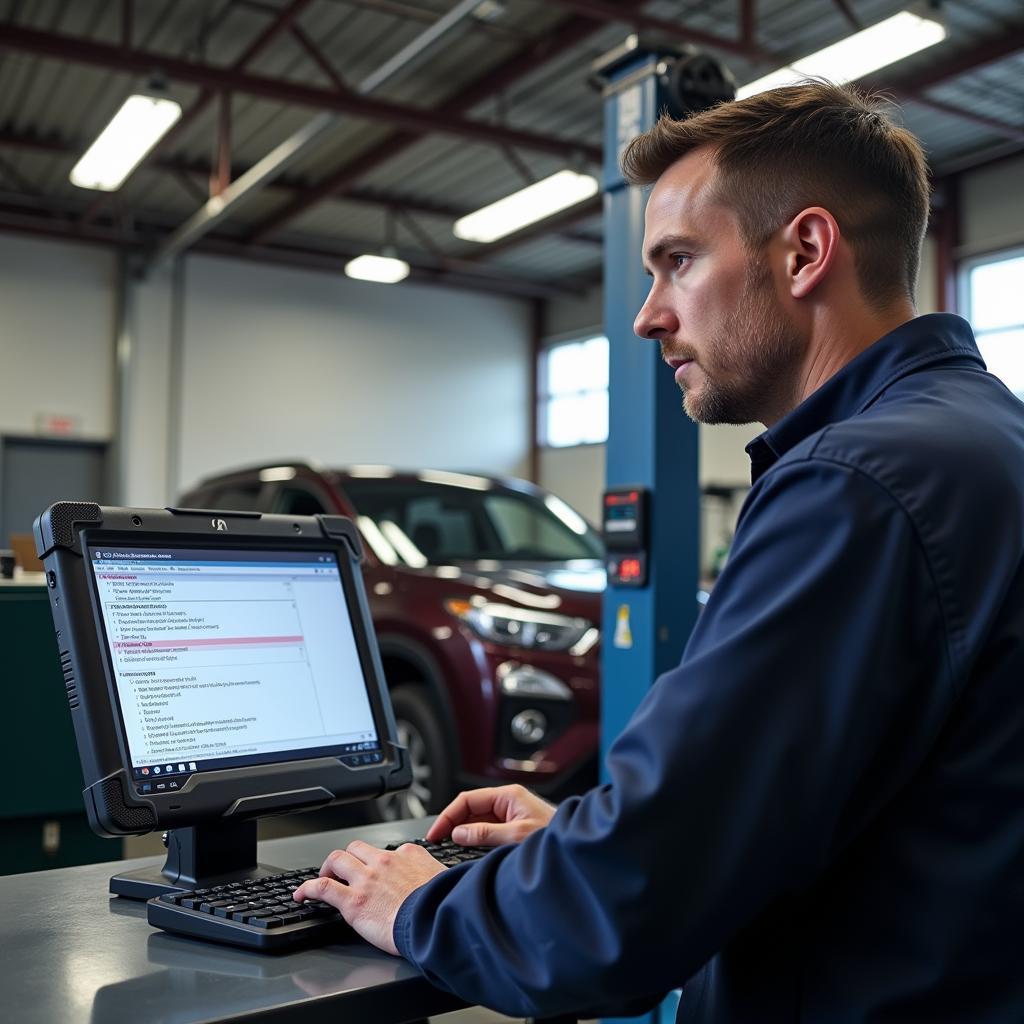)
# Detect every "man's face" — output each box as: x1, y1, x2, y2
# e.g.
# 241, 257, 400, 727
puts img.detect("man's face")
633, 148, 805, 426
